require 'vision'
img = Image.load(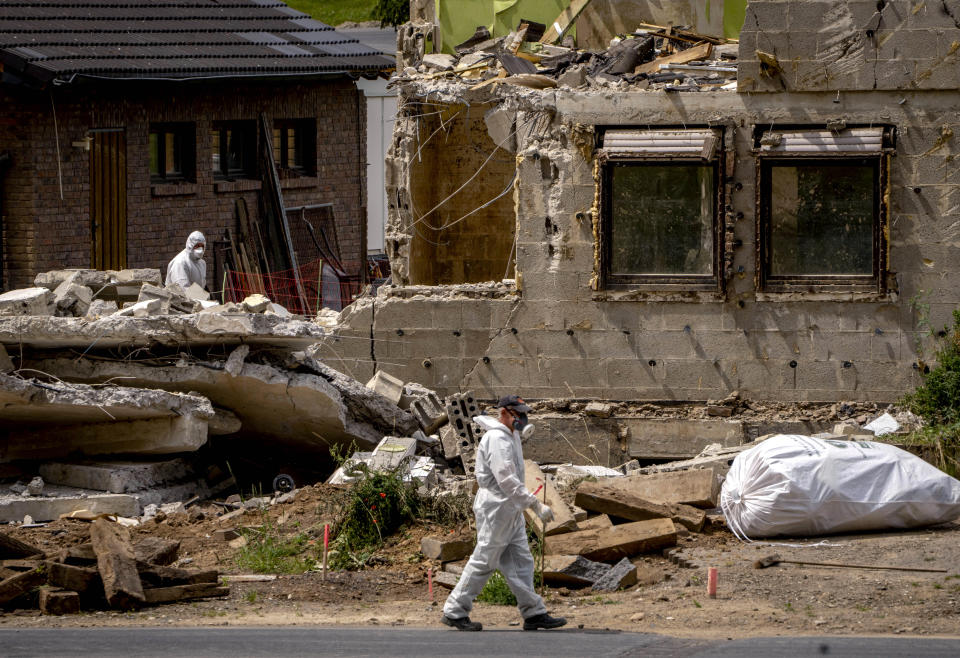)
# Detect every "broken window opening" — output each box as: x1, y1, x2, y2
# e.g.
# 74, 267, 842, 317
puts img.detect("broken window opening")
599, 128, 724, 291
149, 122, 195, 183
755, 126, 891, 293
211, 120, 257, 180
